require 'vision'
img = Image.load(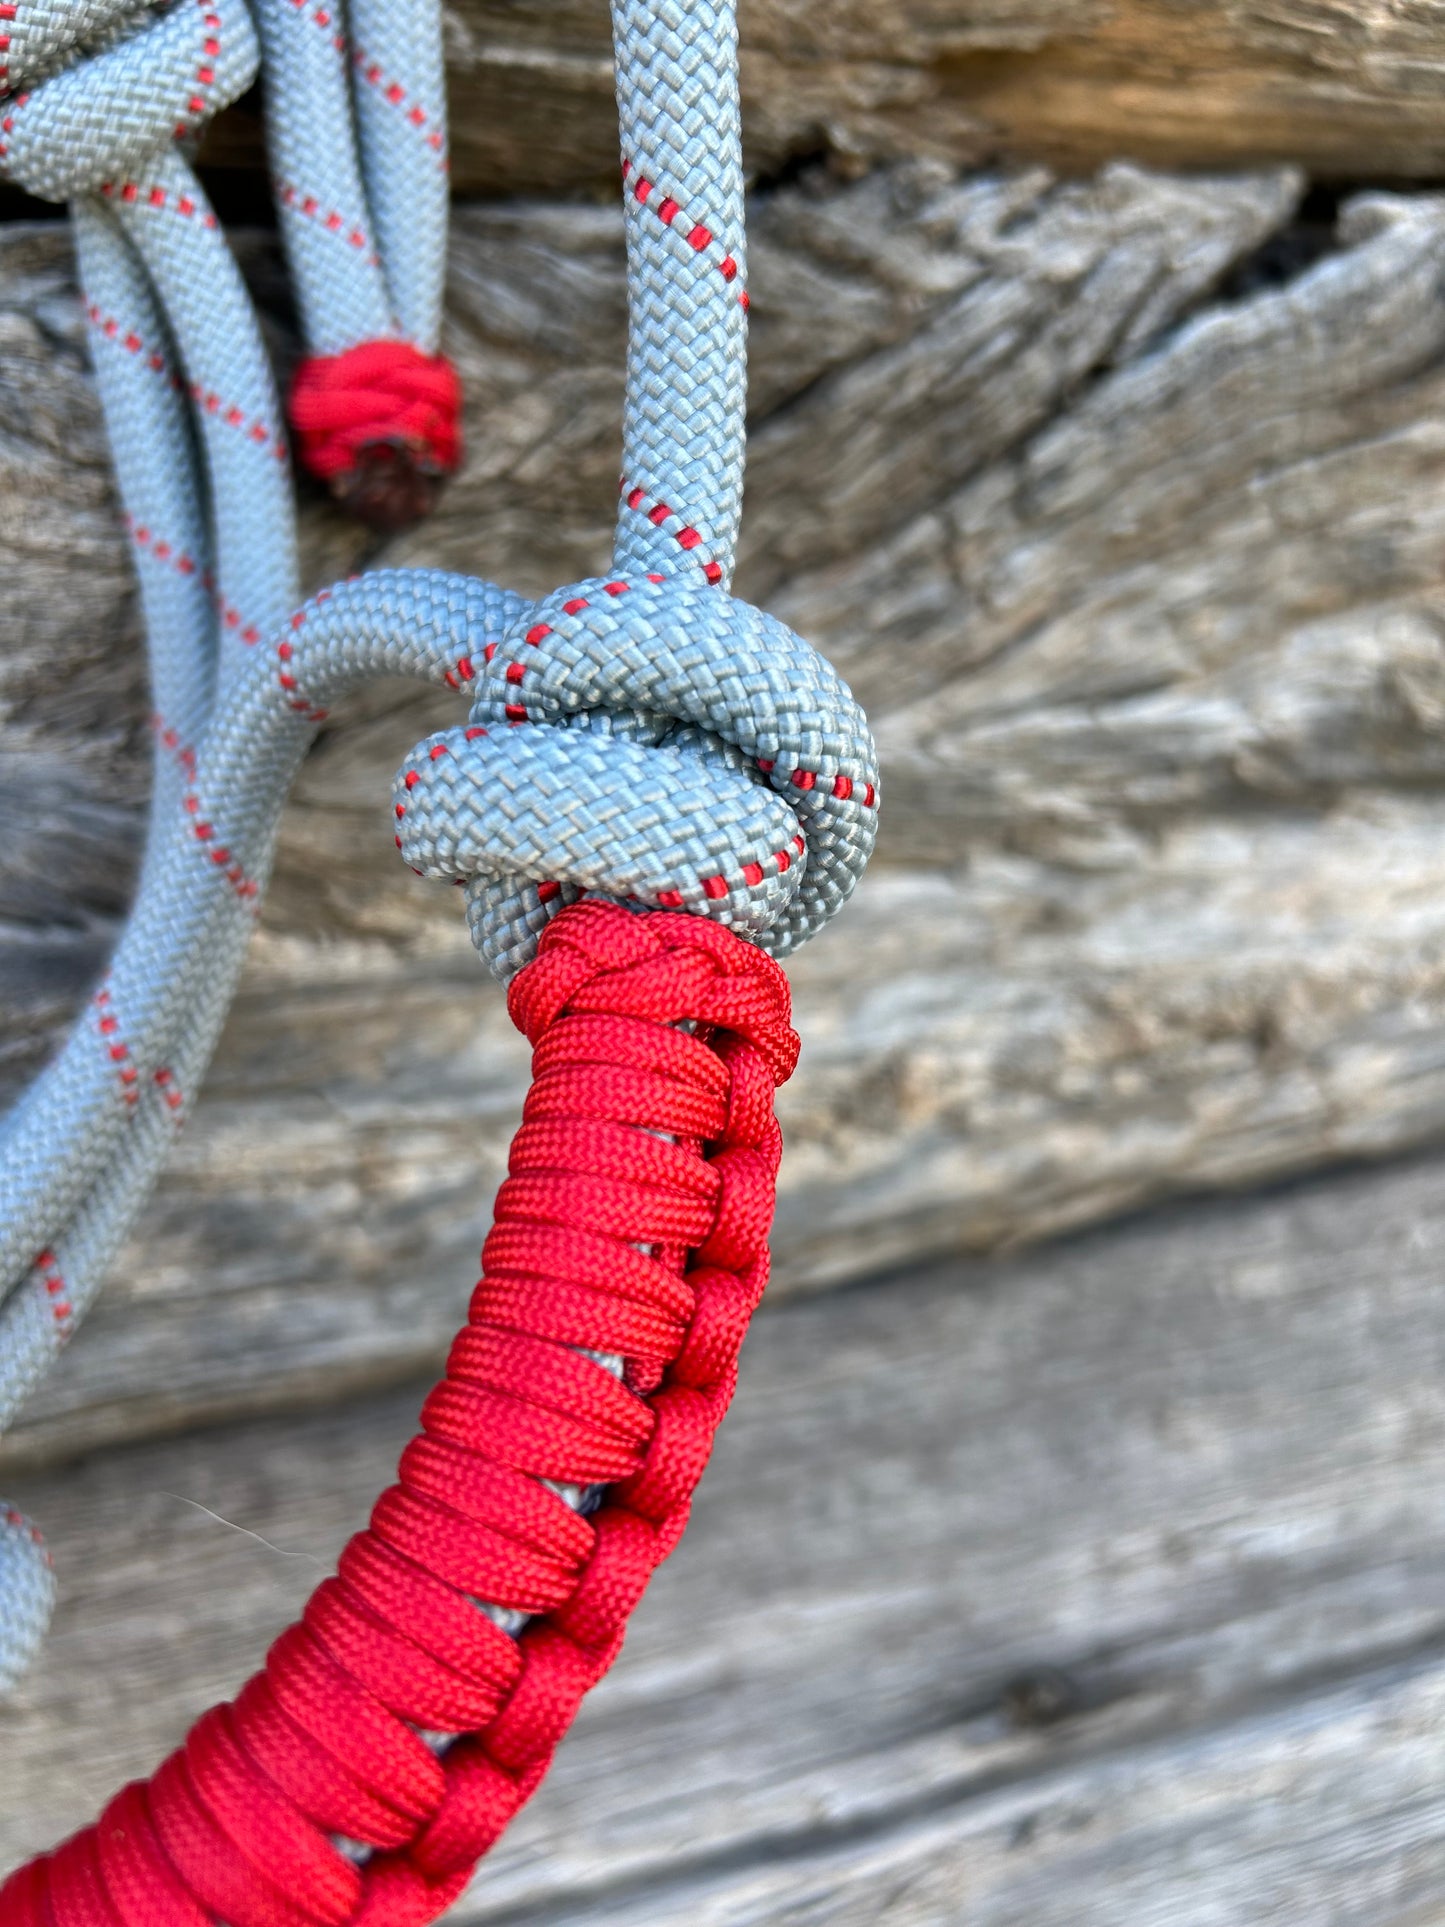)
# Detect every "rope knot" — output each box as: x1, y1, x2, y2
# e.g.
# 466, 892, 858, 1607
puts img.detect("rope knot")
289, 341, 463, 532
393, 574, 879, 981
0, 0, 258, 202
